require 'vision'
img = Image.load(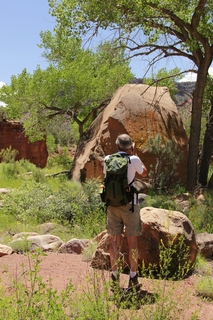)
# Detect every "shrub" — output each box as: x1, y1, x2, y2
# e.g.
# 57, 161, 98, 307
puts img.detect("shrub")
47, 147, 73, 170
0, 145, 18, 163
187, 191, 213, 233
1, 182, 55, 225
10, 238, 31, 253
142, 193, 178, 210
1, 159, 37, 179
1, 178, 106, 238
46, 134, 56, 153
145, 134, 184, 190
